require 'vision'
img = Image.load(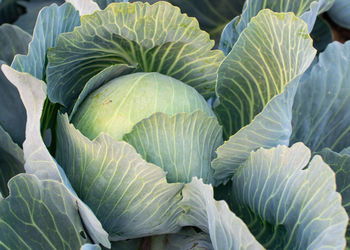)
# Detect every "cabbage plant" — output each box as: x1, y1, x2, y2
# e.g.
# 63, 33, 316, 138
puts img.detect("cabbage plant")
0, 0, 349, 249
